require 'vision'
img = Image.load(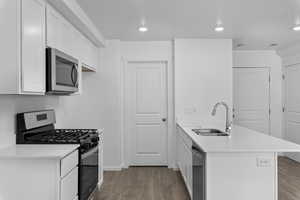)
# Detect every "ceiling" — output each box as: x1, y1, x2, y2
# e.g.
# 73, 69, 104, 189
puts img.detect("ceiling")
77, 0, 300, 50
